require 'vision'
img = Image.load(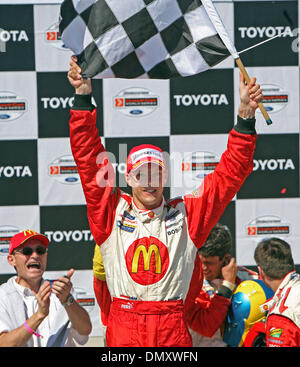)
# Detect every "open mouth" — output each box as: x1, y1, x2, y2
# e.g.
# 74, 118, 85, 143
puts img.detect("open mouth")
27, 262, 41, 270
